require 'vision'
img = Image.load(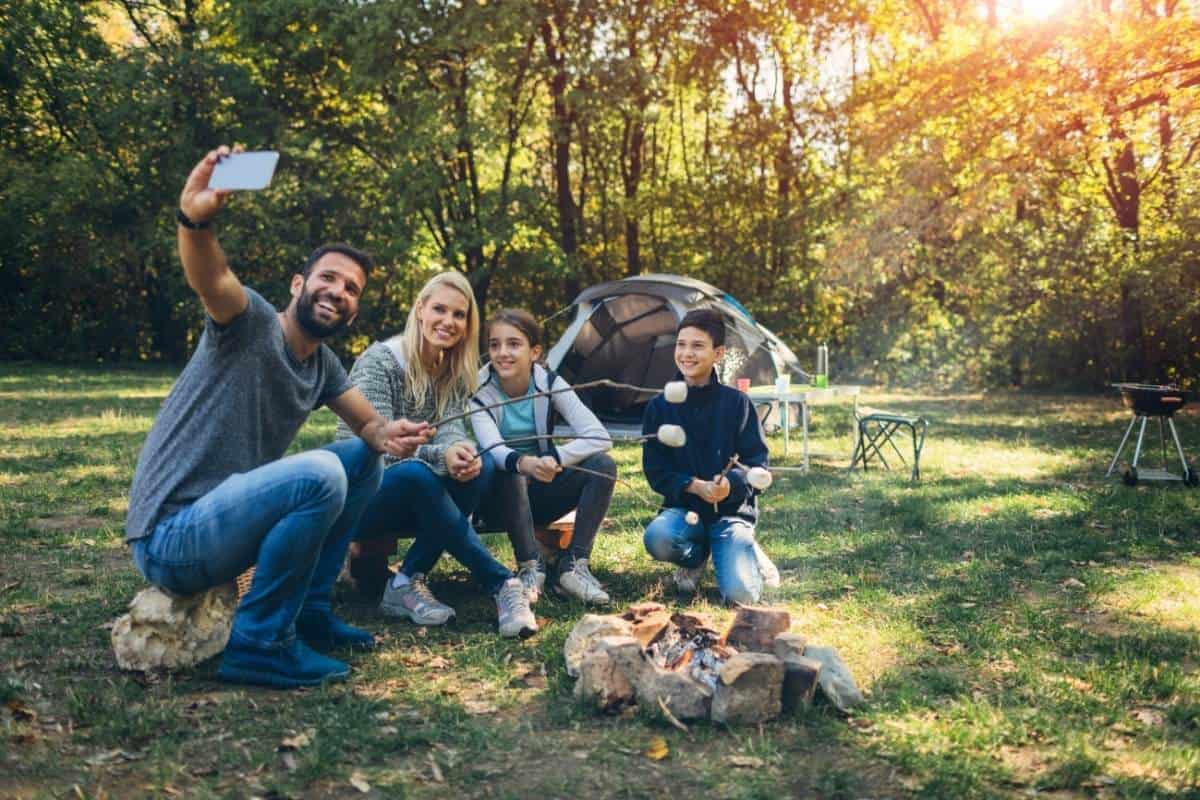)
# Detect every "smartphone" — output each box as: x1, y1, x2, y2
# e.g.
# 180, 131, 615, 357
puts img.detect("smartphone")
210, 151, 280, 191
